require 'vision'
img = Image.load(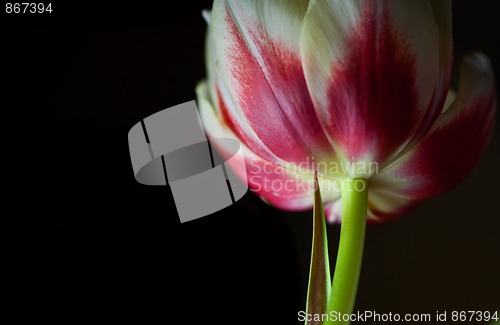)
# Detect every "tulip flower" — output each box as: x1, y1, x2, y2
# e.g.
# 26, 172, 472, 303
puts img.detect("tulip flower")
196, 0, 496, 322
